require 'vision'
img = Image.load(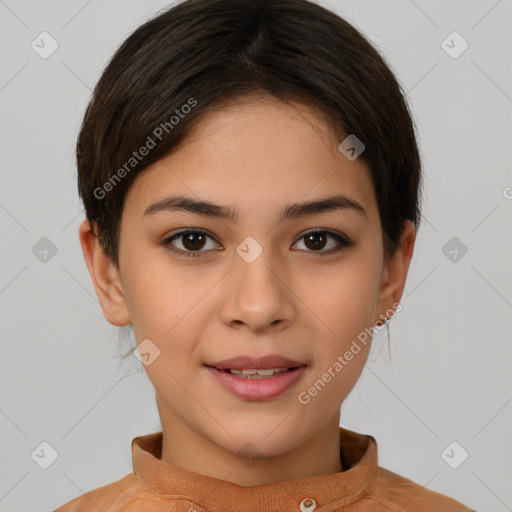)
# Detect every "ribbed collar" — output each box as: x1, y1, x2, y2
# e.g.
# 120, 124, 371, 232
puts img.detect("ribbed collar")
131, 426, 378, 511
